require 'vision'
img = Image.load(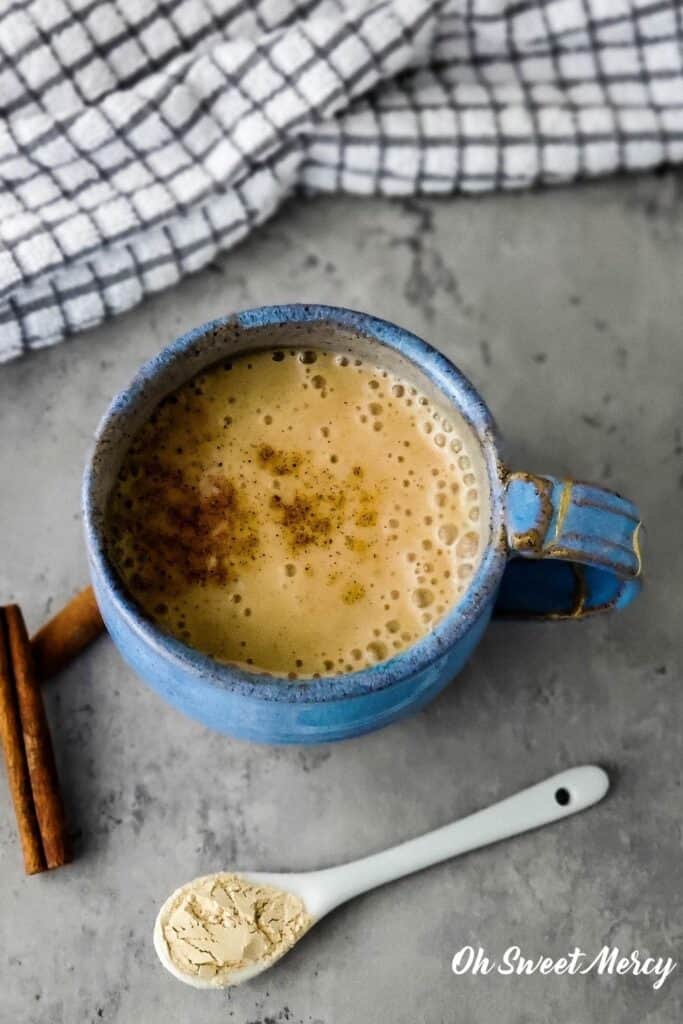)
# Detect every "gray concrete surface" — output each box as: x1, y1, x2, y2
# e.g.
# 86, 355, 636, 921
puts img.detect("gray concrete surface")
0, 176, 681, 1023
